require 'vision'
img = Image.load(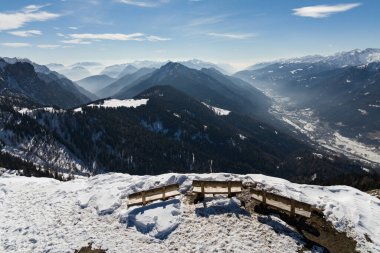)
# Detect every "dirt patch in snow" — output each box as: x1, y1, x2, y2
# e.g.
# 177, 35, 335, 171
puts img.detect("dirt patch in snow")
75, 243, 107, 253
